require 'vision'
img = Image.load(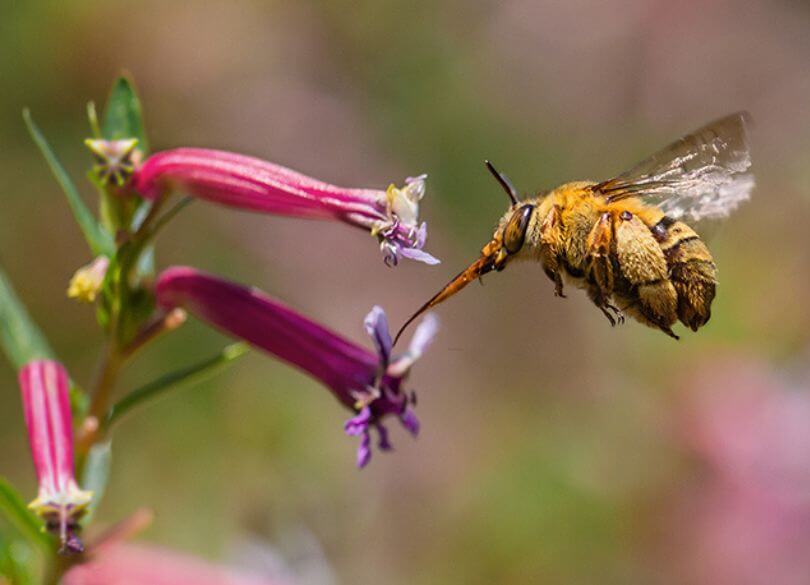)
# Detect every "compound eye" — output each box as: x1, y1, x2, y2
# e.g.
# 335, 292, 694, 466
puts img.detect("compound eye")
503, 205, 533, 254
